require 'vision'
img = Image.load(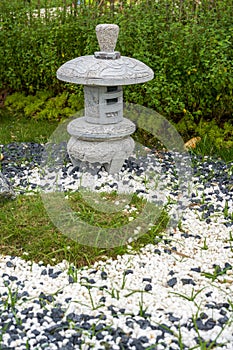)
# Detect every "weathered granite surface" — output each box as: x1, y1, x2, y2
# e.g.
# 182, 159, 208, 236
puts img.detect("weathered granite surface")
57, 56, 154, 86
67, 117, 136, 140
57, 23, 154, 173
0, 172, 15, 200
57, 23, 153, 86
67, 136, 135, 174
95, 23, 119, 52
